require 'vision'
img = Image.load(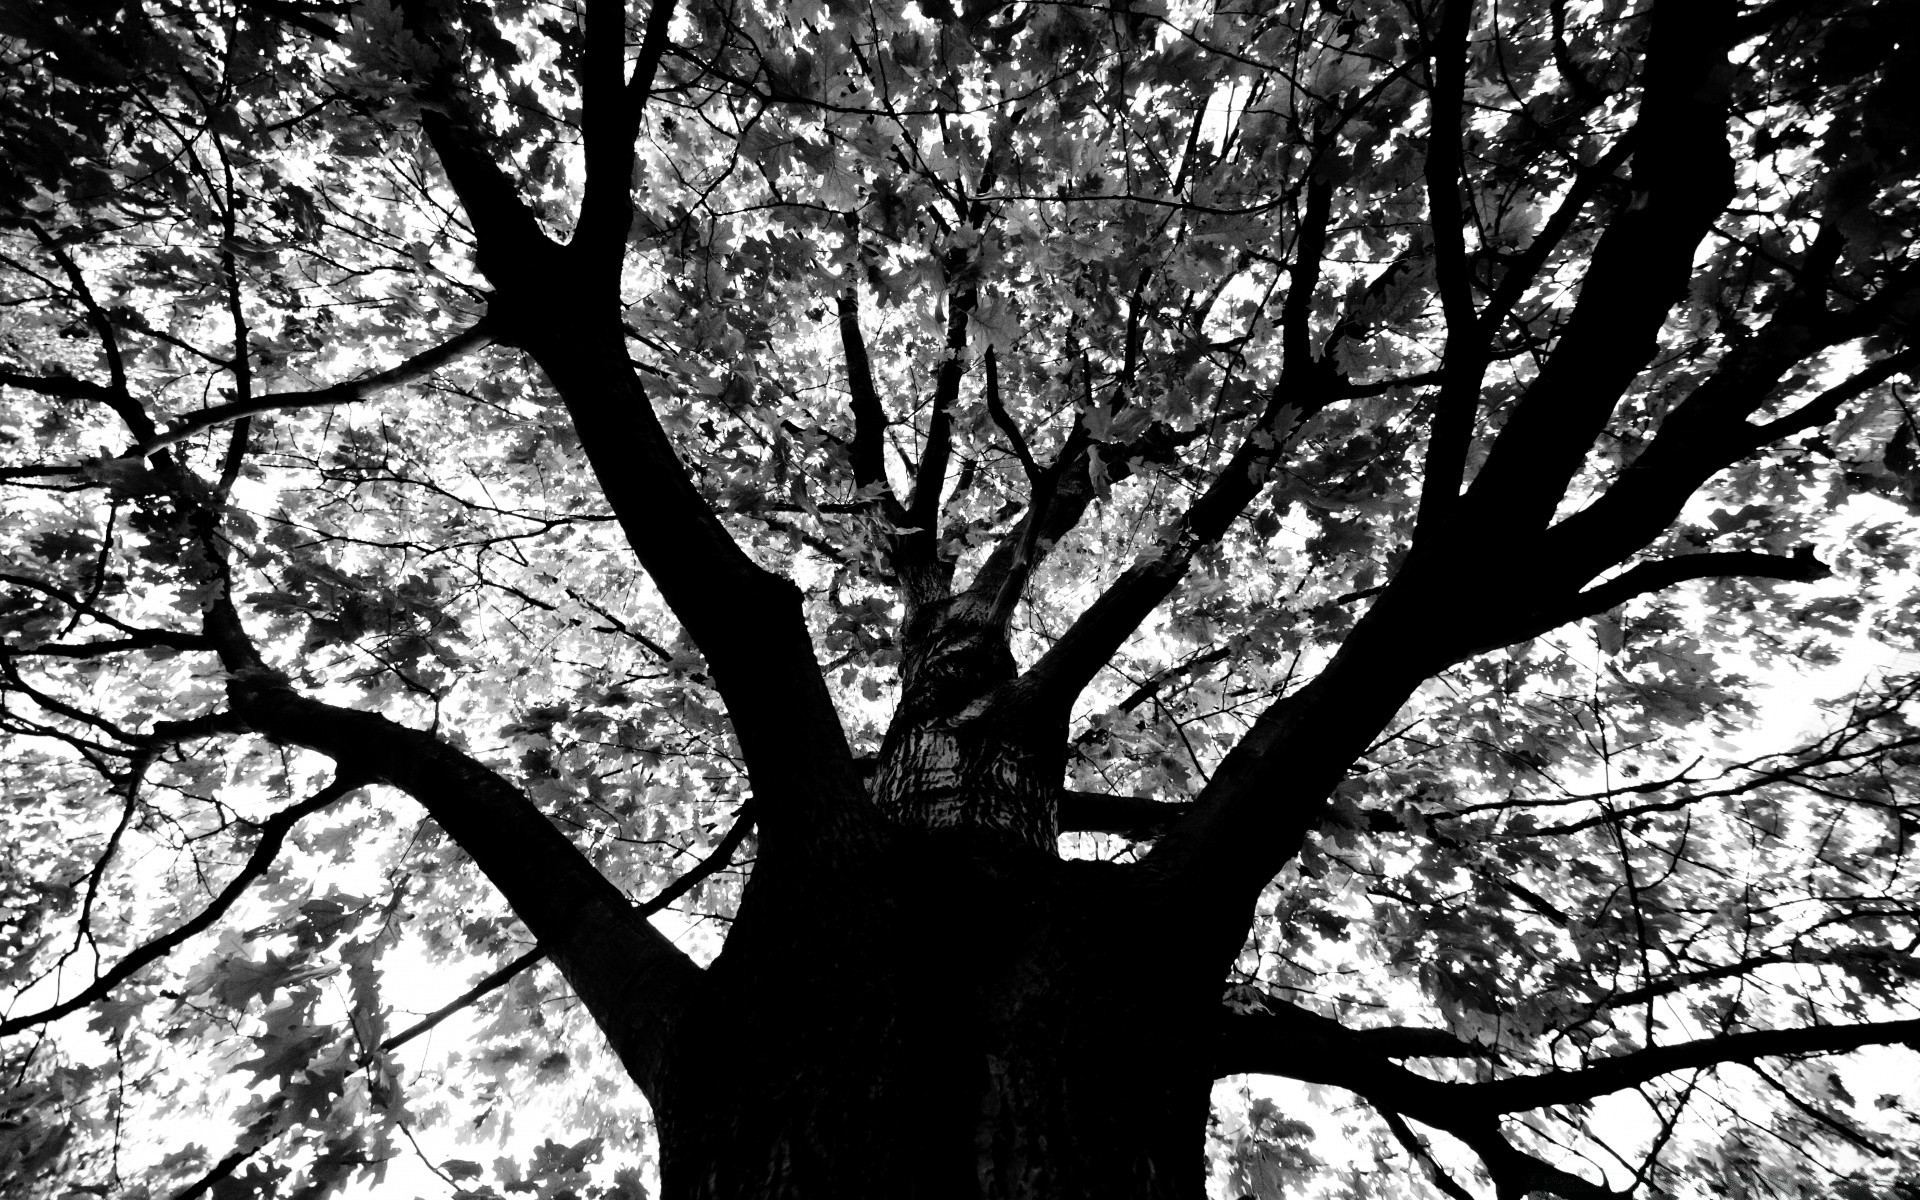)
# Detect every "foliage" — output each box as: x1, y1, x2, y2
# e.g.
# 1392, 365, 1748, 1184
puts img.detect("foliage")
2, 0, 1918, 1197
